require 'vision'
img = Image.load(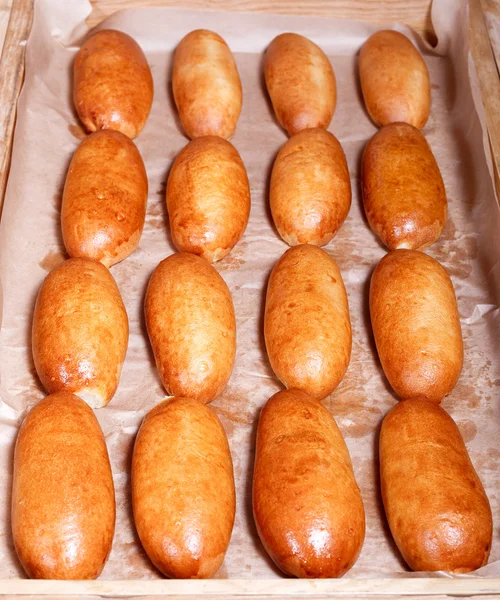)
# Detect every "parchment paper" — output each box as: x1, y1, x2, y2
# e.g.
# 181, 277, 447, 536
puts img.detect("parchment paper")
0, 0, 499, 581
